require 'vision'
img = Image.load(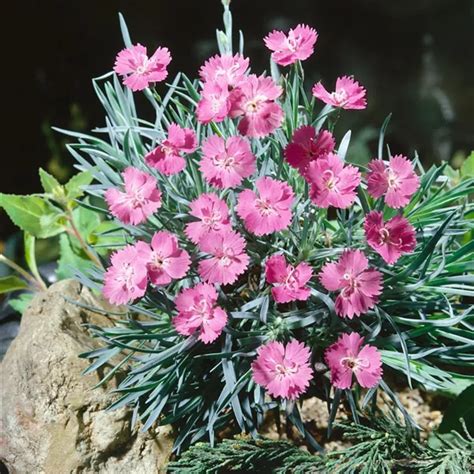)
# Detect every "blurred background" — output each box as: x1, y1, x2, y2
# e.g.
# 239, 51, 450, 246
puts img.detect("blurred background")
2, 0, 474, 240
